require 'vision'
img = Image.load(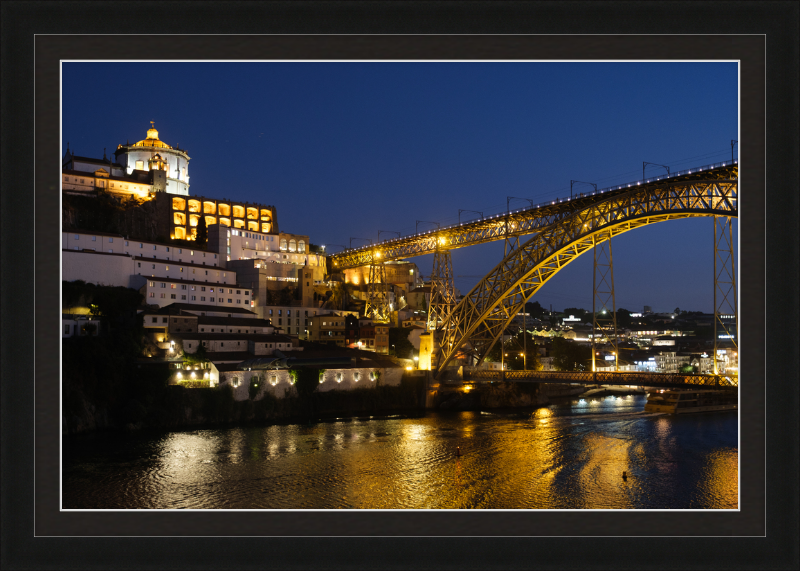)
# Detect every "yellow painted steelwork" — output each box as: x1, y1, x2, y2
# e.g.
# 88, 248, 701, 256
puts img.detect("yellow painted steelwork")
329, 165, 737, 270
434, 174, 737, 379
